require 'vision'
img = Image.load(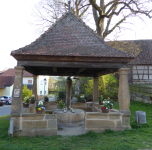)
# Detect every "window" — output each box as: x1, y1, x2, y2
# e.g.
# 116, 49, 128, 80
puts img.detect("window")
40, 91, 42, 95
133, 65, 152, 80
28, 80, 32, 84
40, 80, 43, 85
45, 91, 46, 95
